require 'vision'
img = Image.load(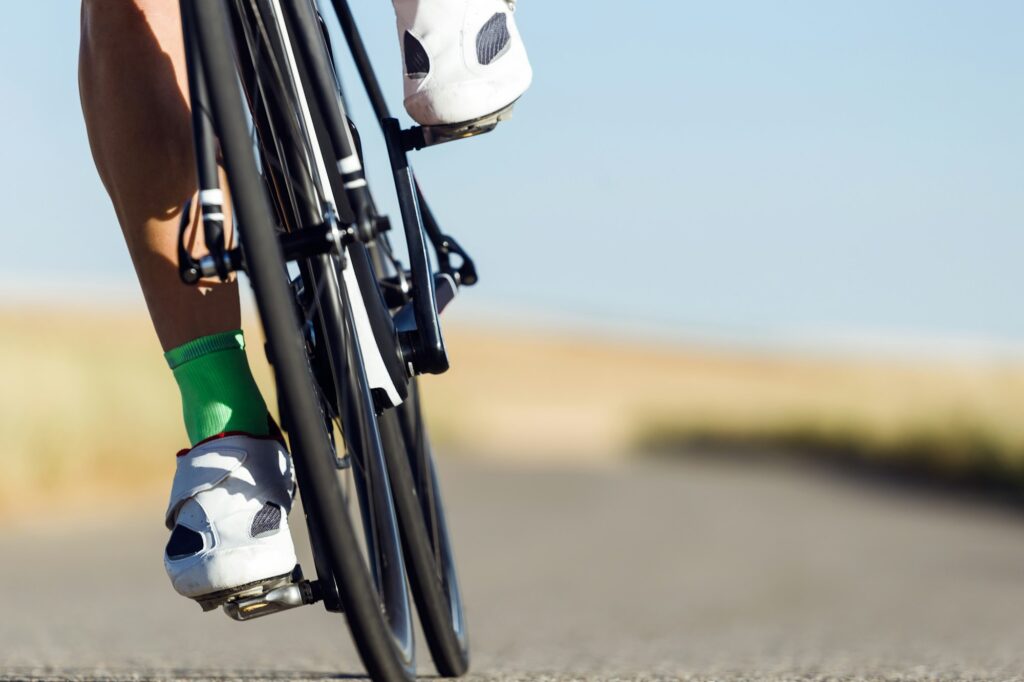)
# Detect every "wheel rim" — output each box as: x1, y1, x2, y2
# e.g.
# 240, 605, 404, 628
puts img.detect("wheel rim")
302, 258, 415, 666
404, 383, 469, 652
